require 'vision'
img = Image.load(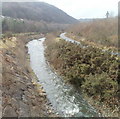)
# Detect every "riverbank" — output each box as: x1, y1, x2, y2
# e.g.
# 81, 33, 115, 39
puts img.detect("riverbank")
1, 33, 56, 117
66, 18, 118, 52
44, 33, 119, 117
65, 33, 118, 54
